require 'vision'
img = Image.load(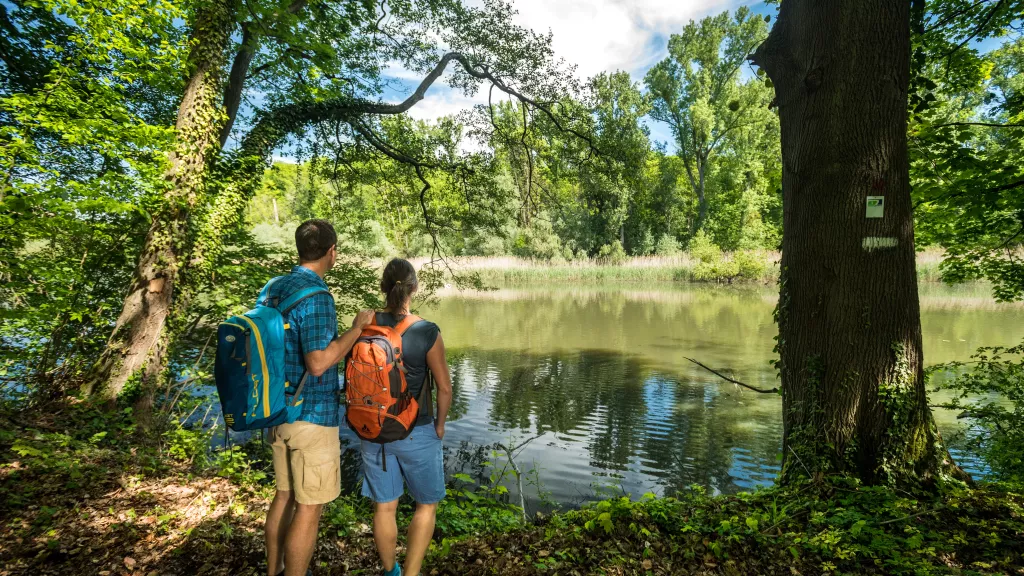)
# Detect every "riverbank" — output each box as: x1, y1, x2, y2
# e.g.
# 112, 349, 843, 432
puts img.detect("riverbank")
411, 250, 949, 286
2, 401, 1021, 575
